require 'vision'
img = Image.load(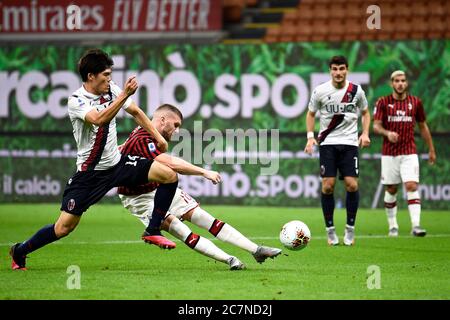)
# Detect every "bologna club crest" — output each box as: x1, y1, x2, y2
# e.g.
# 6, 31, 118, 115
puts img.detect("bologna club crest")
67, 199, 76, 211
